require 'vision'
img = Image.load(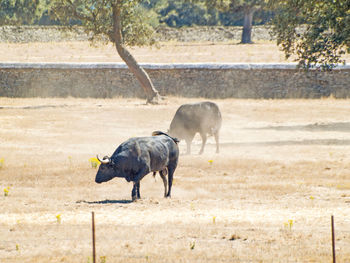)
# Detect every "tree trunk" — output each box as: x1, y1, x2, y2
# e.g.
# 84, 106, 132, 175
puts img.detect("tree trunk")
241, 7, 255, 44
112, 4, 159, 104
